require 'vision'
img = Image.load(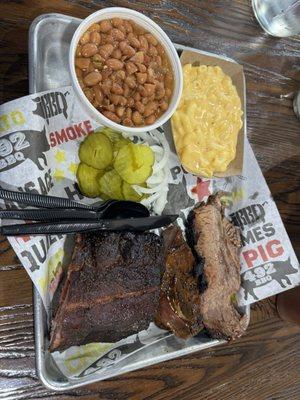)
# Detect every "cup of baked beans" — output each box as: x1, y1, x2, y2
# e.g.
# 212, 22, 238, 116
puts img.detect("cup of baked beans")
69, 7, 183, 133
